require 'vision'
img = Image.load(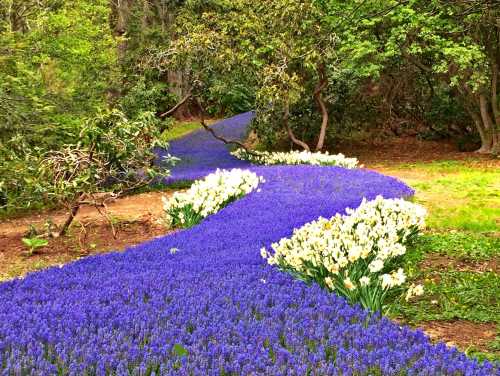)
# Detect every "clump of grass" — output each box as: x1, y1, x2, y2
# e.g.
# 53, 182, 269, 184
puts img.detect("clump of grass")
161, 119, 219, 142
162, 121, 203, 141
394, 270, 499, 324
413, 232, 500, 261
